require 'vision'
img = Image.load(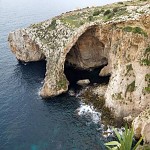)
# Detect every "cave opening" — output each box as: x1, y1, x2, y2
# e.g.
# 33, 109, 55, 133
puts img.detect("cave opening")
64, 27, 110, 90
